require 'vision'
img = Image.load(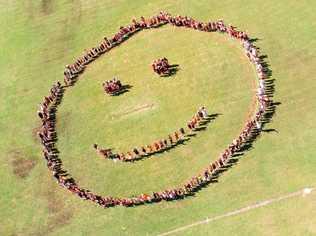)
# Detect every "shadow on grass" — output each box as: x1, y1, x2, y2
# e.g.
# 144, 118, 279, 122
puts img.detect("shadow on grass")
110, 84, 133, 96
